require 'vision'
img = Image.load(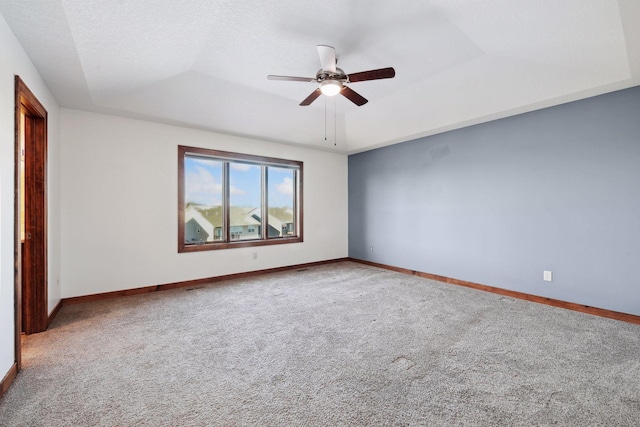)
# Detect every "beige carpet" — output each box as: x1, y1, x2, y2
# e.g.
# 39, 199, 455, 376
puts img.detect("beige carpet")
1, 261, 639, 426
